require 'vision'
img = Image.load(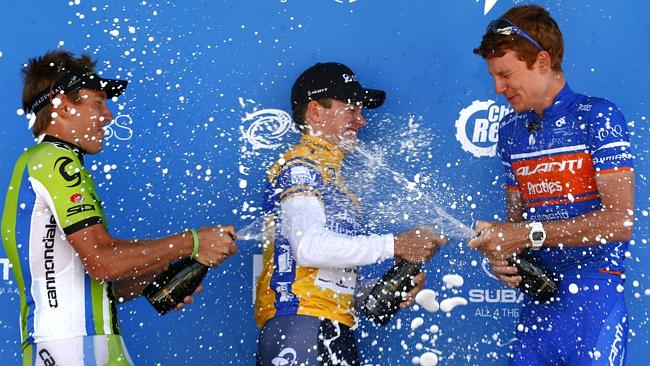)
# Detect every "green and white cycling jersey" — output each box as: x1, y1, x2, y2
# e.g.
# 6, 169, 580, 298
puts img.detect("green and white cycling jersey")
1, 135, 121, 351
25, 334, 133, 366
